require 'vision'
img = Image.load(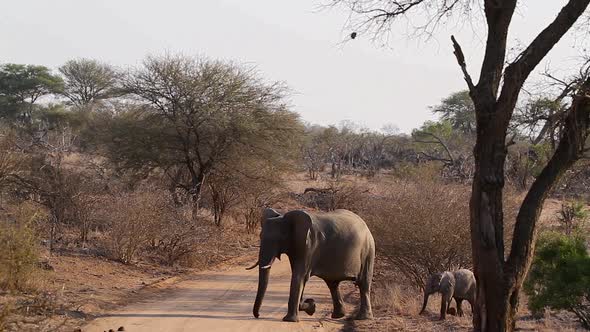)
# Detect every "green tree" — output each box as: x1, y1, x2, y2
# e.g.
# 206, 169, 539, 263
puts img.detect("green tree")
0, 64, 63, 120
431, 90, 475, 134
106, 55, 302, 219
